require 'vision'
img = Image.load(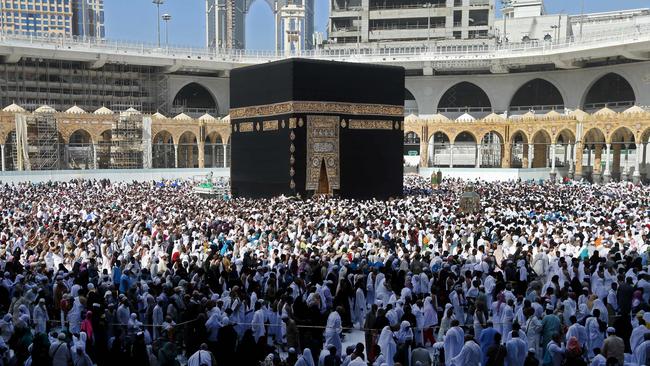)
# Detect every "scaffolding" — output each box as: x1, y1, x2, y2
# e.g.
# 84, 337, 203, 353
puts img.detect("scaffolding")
27, 113, 61, 170
109, 113, 143, 169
